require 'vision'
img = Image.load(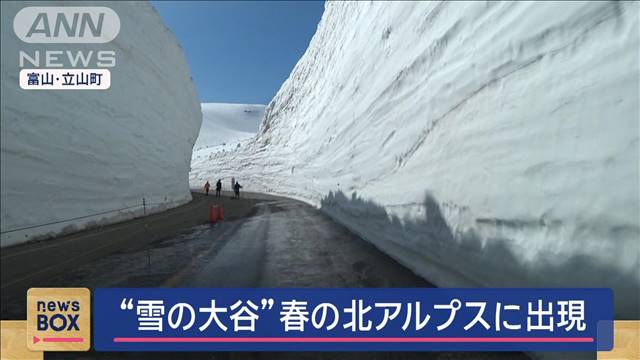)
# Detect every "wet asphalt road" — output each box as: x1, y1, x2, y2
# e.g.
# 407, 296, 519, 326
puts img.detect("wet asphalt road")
169, 199, 430, 288
1, 192, 260, 319
1, 192, 528, 360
